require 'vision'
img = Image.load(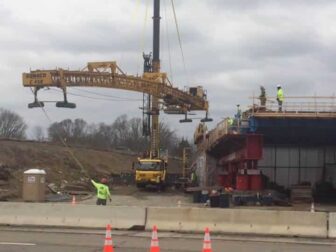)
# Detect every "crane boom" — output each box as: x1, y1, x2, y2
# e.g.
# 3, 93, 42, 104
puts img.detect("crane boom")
22, 62, 209, 111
